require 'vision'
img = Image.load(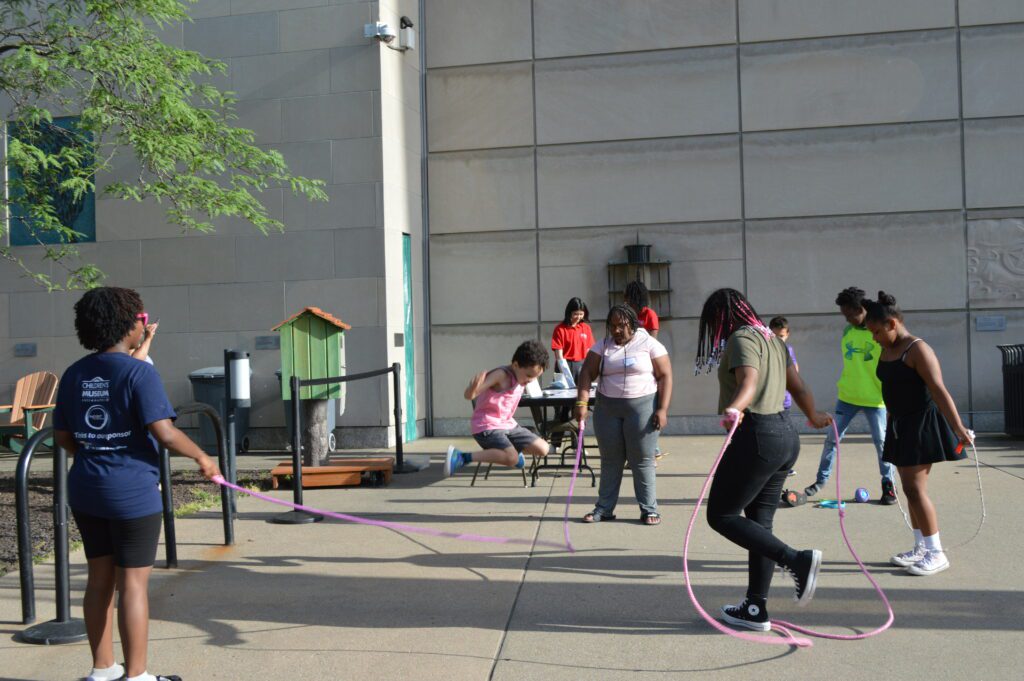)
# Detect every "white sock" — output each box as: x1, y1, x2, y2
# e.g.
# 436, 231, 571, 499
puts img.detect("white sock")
87, 663, 124, 681
923, 532, 943, 553
126, 673, 157, 681
913, 528, 924, 546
